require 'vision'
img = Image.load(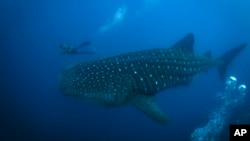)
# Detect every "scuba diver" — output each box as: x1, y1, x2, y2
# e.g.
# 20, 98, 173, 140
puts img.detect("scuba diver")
59, 41, 95, 55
